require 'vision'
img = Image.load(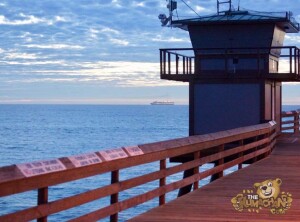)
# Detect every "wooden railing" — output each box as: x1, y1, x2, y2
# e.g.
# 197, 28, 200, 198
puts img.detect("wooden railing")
281, 110, 300, 133
0, 121, 277, 222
